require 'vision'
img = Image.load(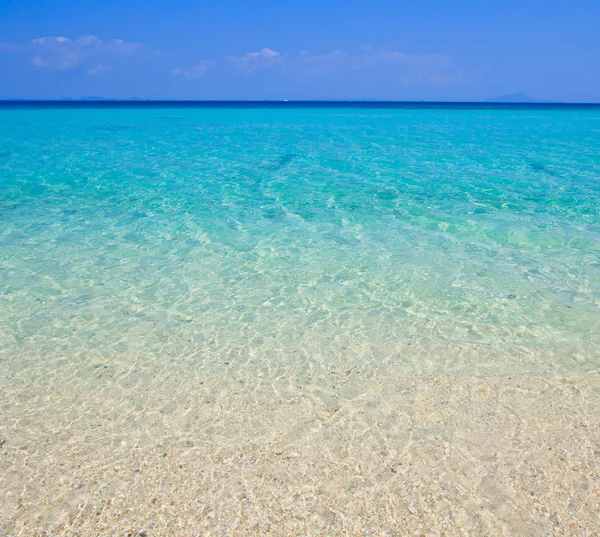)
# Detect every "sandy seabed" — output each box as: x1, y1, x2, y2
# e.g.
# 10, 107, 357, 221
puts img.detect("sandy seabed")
1, 346, 599, 537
